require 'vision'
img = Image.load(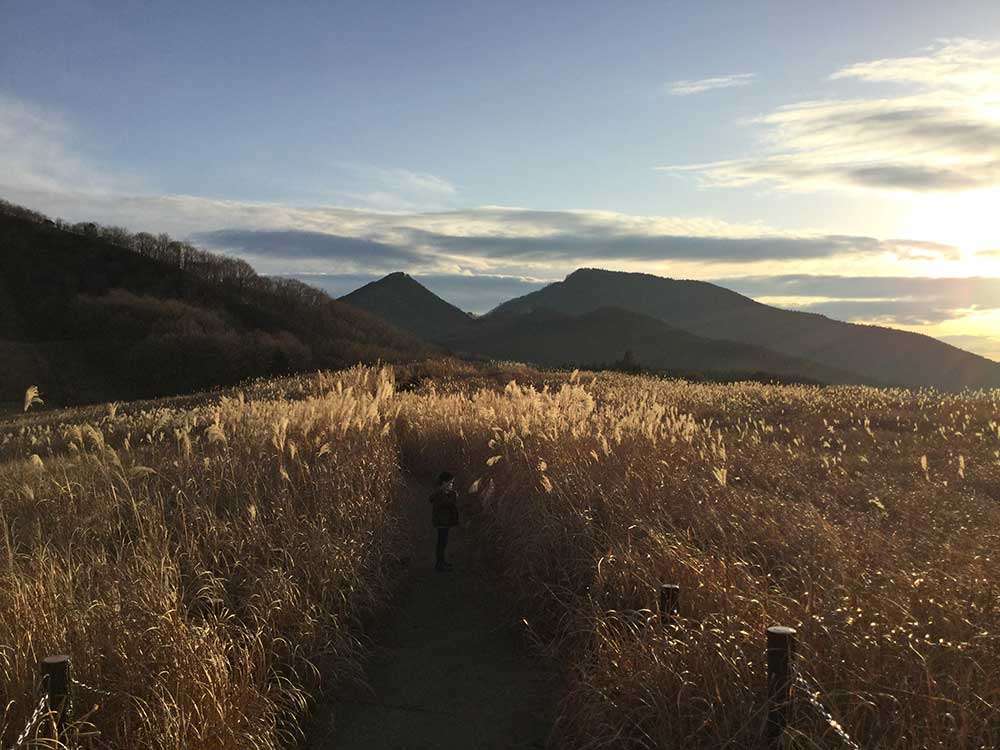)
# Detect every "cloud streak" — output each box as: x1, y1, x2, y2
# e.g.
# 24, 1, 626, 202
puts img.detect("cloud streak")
194, 229, 428, 274
667, 73, 755, 95
404, 228, 889, 263
0, 93, 138, 196
0, 91, 458, 218
663, 39, 1000, 193
715, 274, 1000, 325
194, 217, 956, 276
331, 163, 459, 211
